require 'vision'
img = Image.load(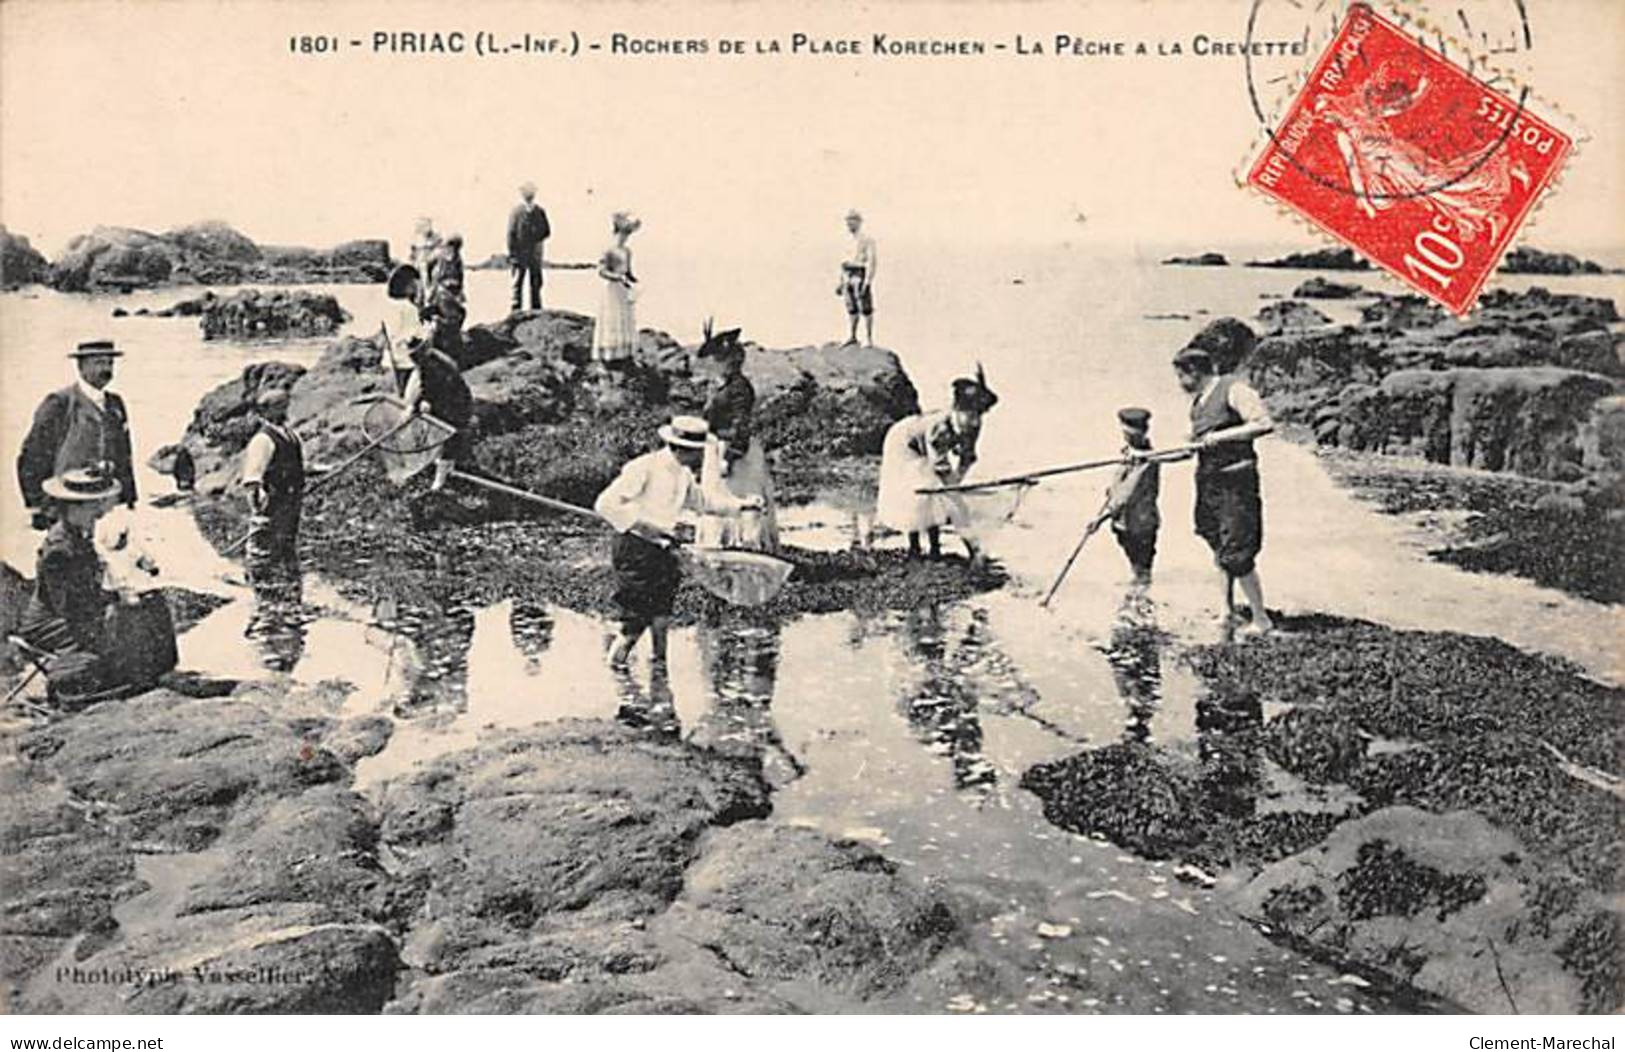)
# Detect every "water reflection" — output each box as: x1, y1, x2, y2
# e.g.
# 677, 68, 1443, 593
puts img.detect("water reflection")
898, 605, 998, 796
507, 602, 554, 671
613, 663, 679, 740
1195, 687, 1264, 819
396, 602, 477, 718
689, 621, 804, 788
242, 574, 308, 674
1099, 595, 1167, 745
